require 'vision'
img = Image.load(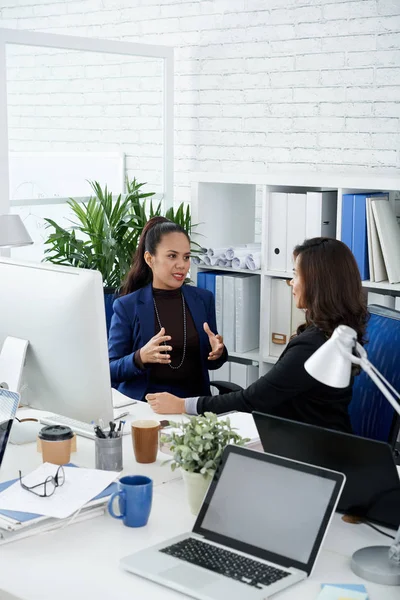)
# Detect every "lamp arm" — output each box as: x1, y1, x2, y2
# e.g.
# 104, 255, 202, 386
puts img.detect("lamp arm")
367, 361, 400, 400
359, 357, 400, 418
